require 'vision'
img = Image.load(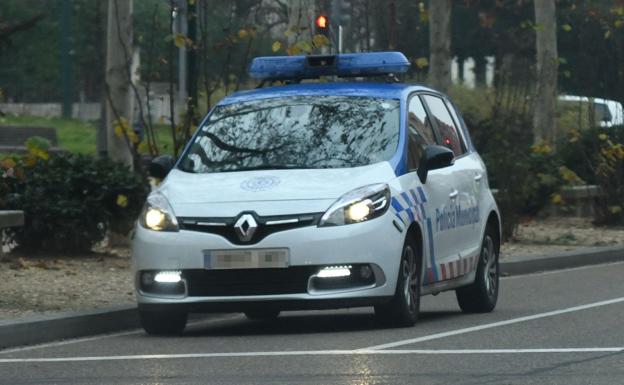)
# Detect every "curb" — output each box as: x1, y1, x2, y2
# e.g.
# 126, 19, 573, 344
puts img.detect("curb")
0, 305, 138, 350
501, 245, 624, 276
